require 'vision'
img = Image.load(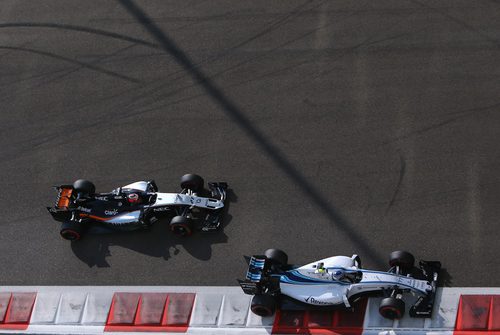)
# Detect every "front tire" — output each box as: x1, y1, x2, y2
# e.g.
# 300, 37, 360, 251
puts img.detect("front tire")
264, 248, 288, 266
180, 174, 204, 193
170, 216, 193, 236
379, 297, 405, 319
251, 295, 276, 317
389, 250, 415, 273
60, 221, 83, 241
